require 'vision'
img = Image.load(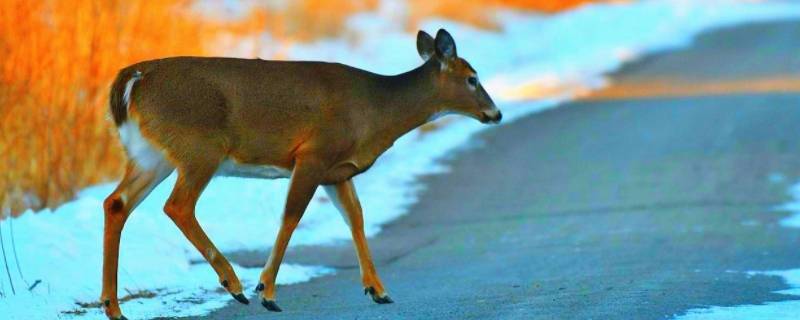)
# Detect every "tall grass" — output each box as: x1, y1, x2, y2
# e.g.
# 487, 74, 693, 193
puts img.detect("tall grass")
0, 0, 599, 217
0, 0, 267, 216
